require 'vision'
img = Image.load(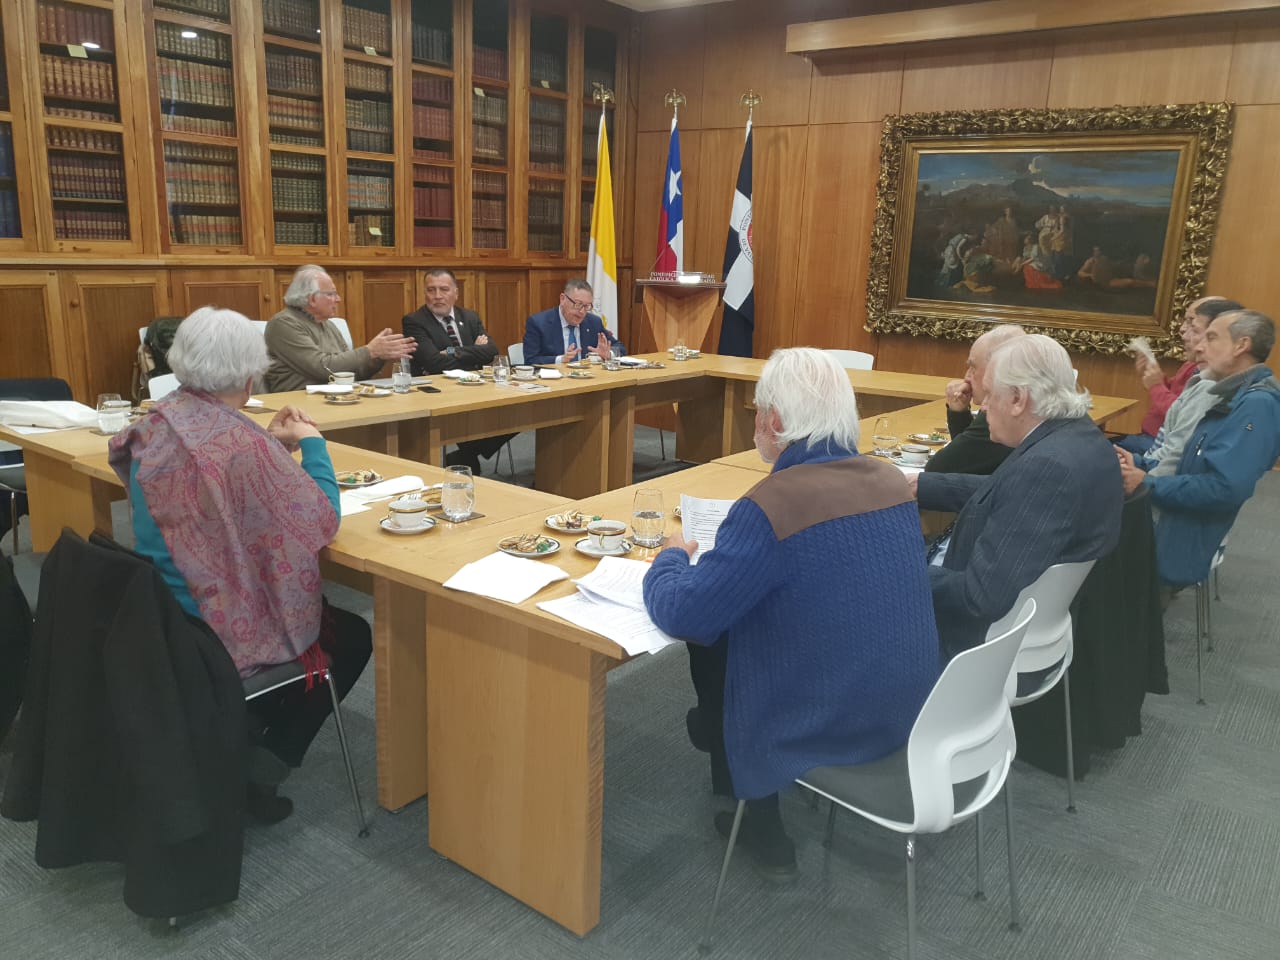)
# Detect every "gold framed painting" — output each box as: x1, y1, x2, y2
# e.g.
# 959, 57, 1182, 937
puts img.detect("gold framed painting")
864, 103, 1233, 355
